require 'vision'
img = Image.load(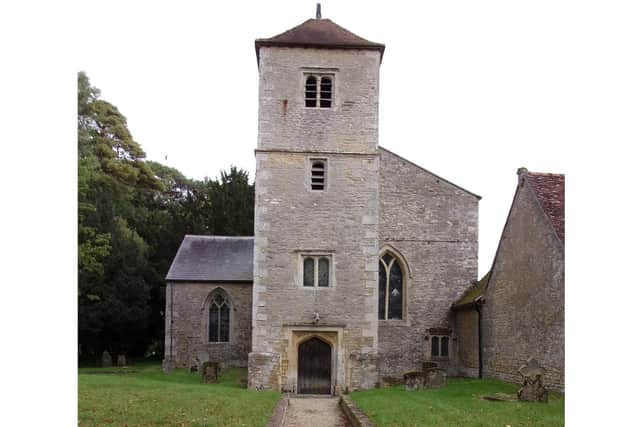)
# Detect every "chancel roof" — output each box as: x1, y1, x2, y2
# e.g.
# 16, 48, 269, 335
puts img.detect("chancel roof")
166, 235, 253, 282
525, 171, 565, 243
255, 17, 385, 63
